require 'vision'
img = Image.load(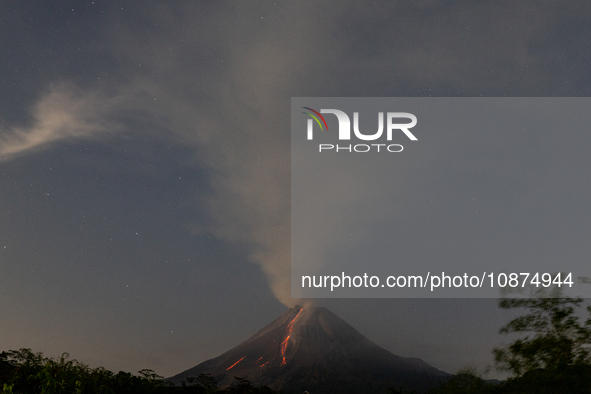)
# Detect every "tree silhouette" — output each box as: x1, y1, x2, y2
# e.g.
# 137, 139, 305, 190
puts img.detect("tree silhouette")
425, 370, 495, 394
494, 296, 591, 376
0, 348, 283, 394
